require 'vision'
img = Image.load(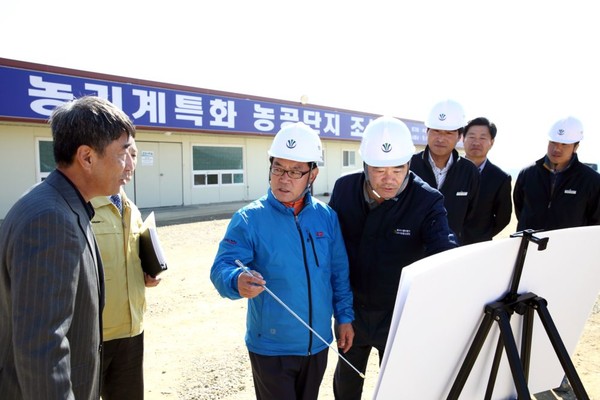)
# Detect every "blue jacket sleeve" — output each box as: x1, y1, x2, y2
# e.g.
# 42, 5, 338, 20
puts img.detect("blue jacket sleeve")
328, 210, 354, 324
210, 211, 254, 300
